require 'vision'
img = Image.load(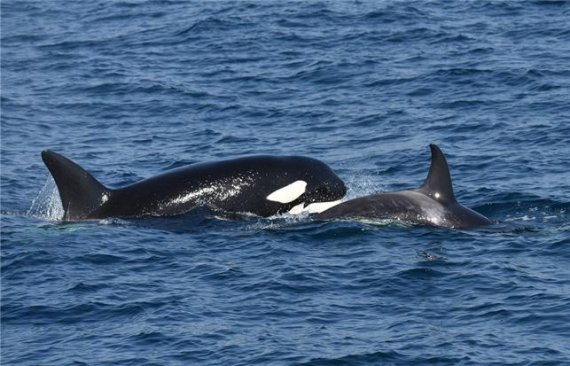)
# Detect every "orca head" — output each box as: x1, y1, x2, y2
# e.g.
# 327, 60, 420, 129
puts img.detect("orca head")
265, 158, 347, 214
302, 161, 347, 205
